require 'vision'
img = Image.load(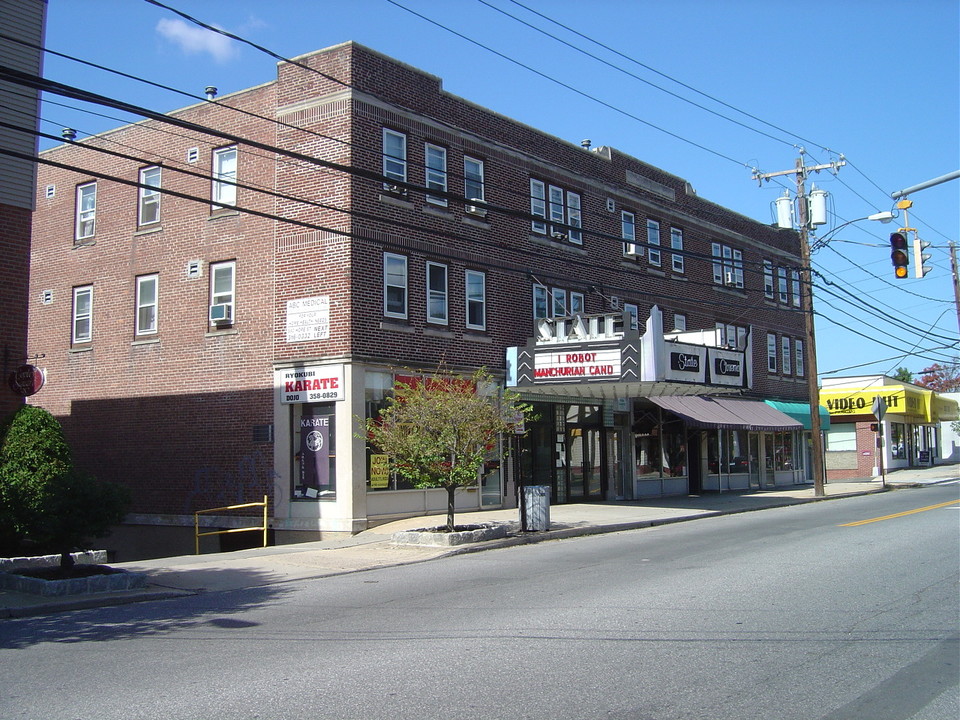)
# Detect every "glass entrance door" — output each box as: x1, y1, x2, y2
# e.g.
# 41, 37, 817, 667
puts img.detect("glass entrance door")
568, 427, 604, 501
